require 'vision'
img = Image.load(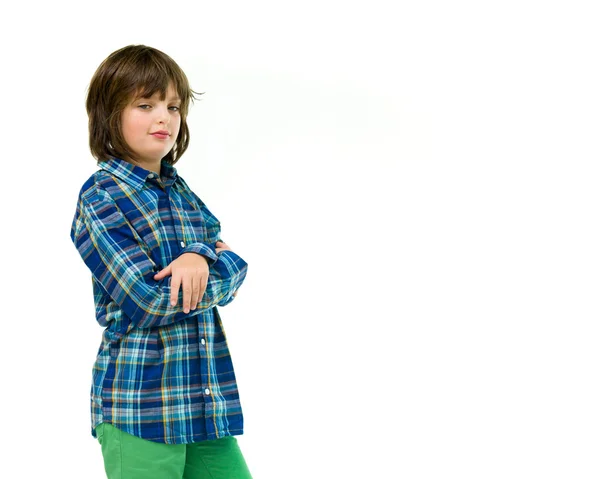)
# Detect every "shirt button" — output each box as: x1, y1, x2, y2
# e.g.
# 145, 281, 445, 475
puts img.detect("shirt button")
204, 388, 211, 395
180, 241, 185, 247
200, 338, 206, 345
148, 173, 154, 179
